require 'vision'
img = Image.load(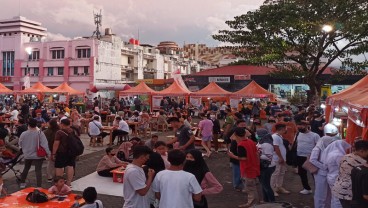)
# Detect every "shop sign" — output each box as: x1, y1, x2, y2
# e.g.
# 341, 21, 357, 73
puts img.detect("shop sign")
234, 75, 251, 80
153, 79, 165, 85
0, 76, 11, 82
208, 77, 230, 83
